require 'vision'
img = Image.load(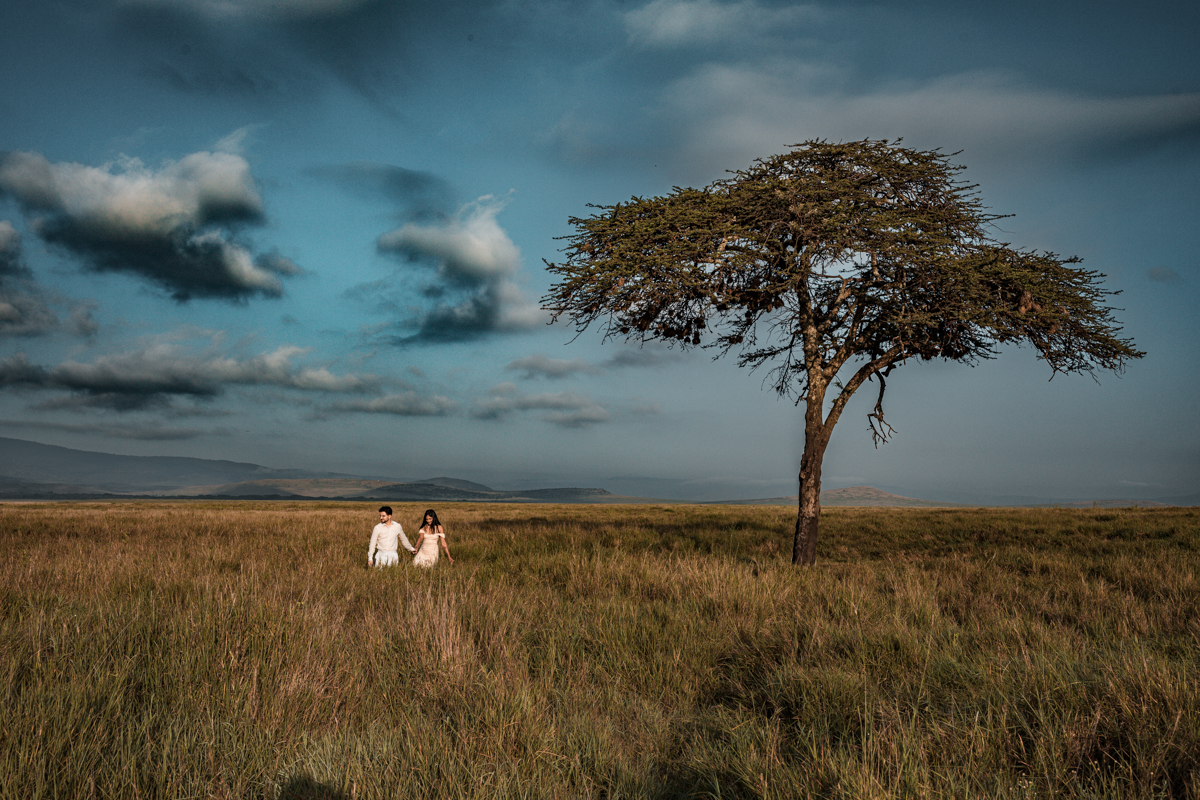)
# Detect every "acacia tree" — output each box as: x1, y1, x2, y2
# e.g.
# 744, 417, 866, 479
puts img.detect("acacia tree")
543, 140, 1143, 565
